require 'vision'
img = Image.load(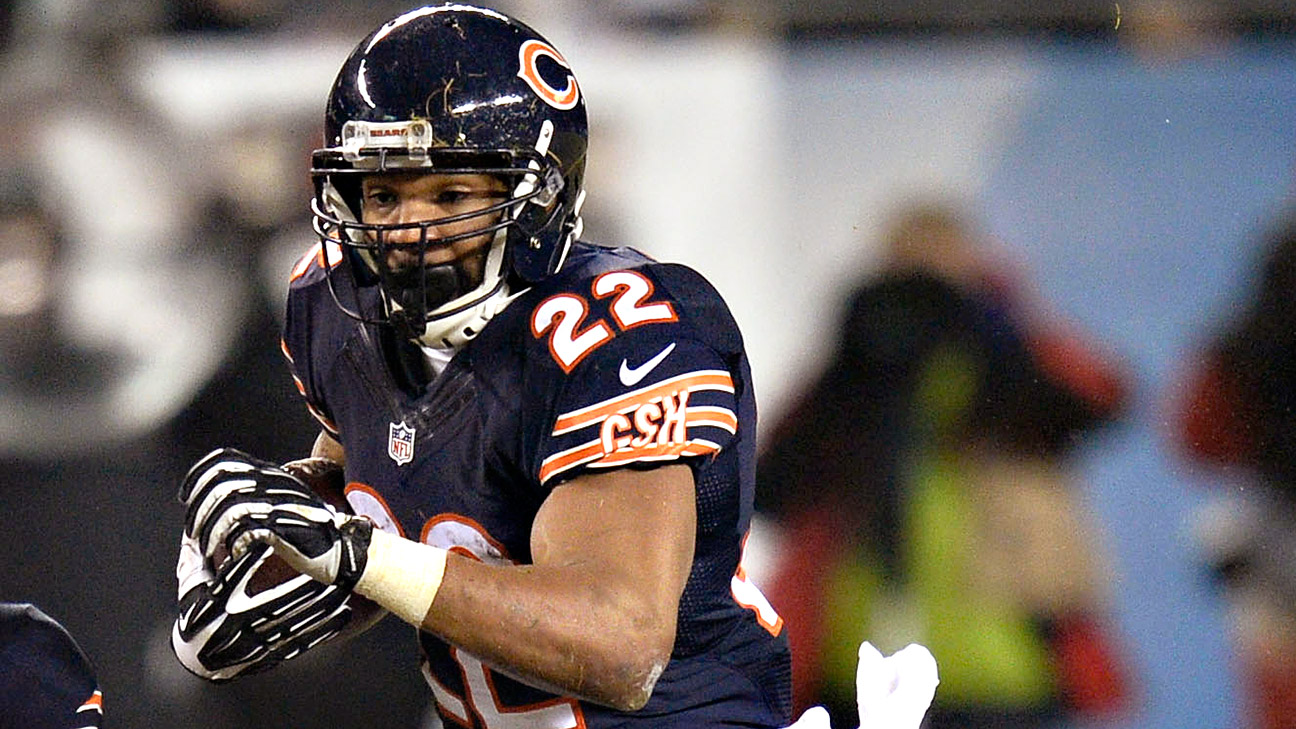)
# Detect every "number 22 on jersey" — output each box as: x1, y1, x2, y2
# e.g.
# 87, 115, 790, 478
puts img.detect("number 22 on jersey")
531, 270, 678, 372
